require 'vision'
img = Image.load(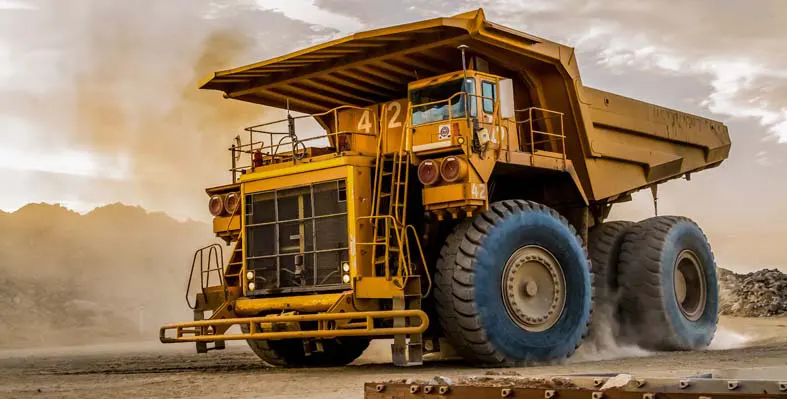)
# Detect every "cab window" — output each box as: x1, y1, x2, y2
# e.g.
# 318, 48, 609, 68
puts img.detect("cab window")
410, 78, 476, 126
481, 81, 496, 113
